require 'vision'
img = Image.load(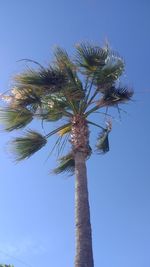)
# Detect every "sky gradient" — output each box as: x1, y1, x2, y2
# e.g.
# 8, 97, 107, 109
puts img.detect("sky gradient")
0, 1, 150, 267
